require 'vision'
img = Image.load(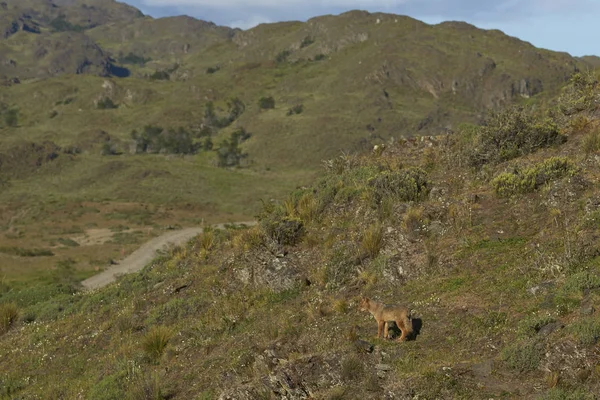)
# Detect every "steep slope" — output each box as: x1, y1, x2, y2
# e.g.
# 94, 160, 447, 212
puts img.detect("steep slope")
1, 73, 600, 399
1, 1, 599, 322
